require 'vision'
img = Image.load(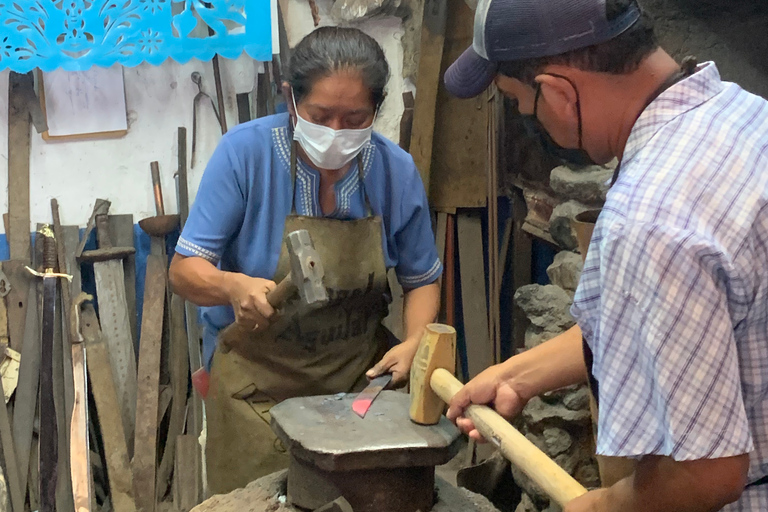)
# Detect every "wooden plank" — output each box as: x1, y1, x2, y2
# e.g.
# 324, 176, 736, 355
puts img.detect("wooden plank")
409, 0, 447, 190
457, 213, 492, 379
82, 304, 136, 512
511, 189, 532, 352
428, 0, 488, 210
156, 294, 189, 500
174, 435, 199, 512
434, 212, 448, 325
133, 255, 166, 512
109, 214, 137, 352
0, 354, 24, 512
3, 261, 29, 353
12, 277, 38, 498
7, 72, 32, 265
